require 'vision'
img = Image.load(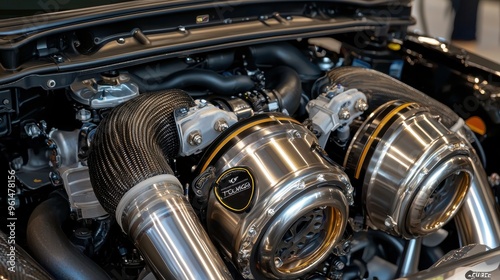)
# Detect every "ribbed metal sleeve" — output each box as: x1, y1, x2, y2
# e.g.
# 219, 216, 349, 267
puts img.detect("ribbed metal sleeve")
88, 90, 195, 215
326, 66, 460, 128
0, 231, 53, 280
